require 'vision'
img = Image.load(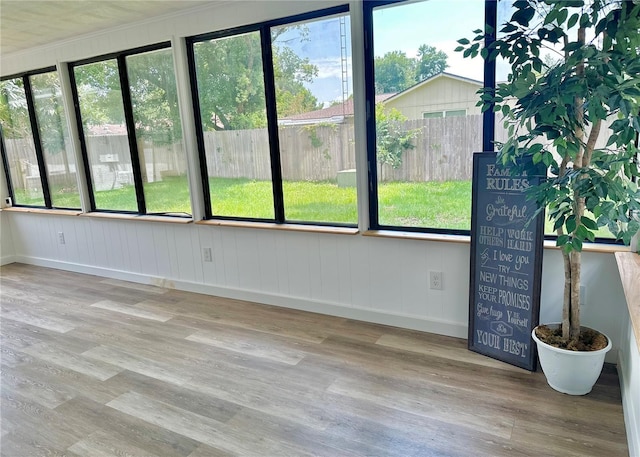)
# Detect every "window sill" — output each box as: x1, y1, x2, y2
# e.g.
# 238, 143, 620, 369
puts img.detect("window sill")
363, 229, 630, 253
1, 207, 82, 217
543, 240, 629, 253
363, 230, 470, 244
79, 212, 192, 224
195, 219, 359, 235
615, 252, 640, 353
